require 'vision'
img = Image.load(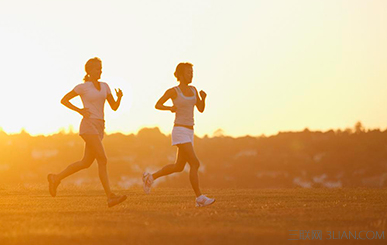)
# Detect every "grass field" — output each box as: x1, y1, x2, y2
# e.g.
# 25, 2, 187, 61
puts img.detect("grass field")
0, 185, 386, 245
